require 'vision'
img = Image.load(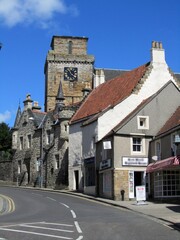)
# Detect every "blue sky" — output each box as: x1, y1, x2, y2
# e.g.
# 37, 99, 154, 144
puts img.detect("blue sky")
0, 0, 179, 127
